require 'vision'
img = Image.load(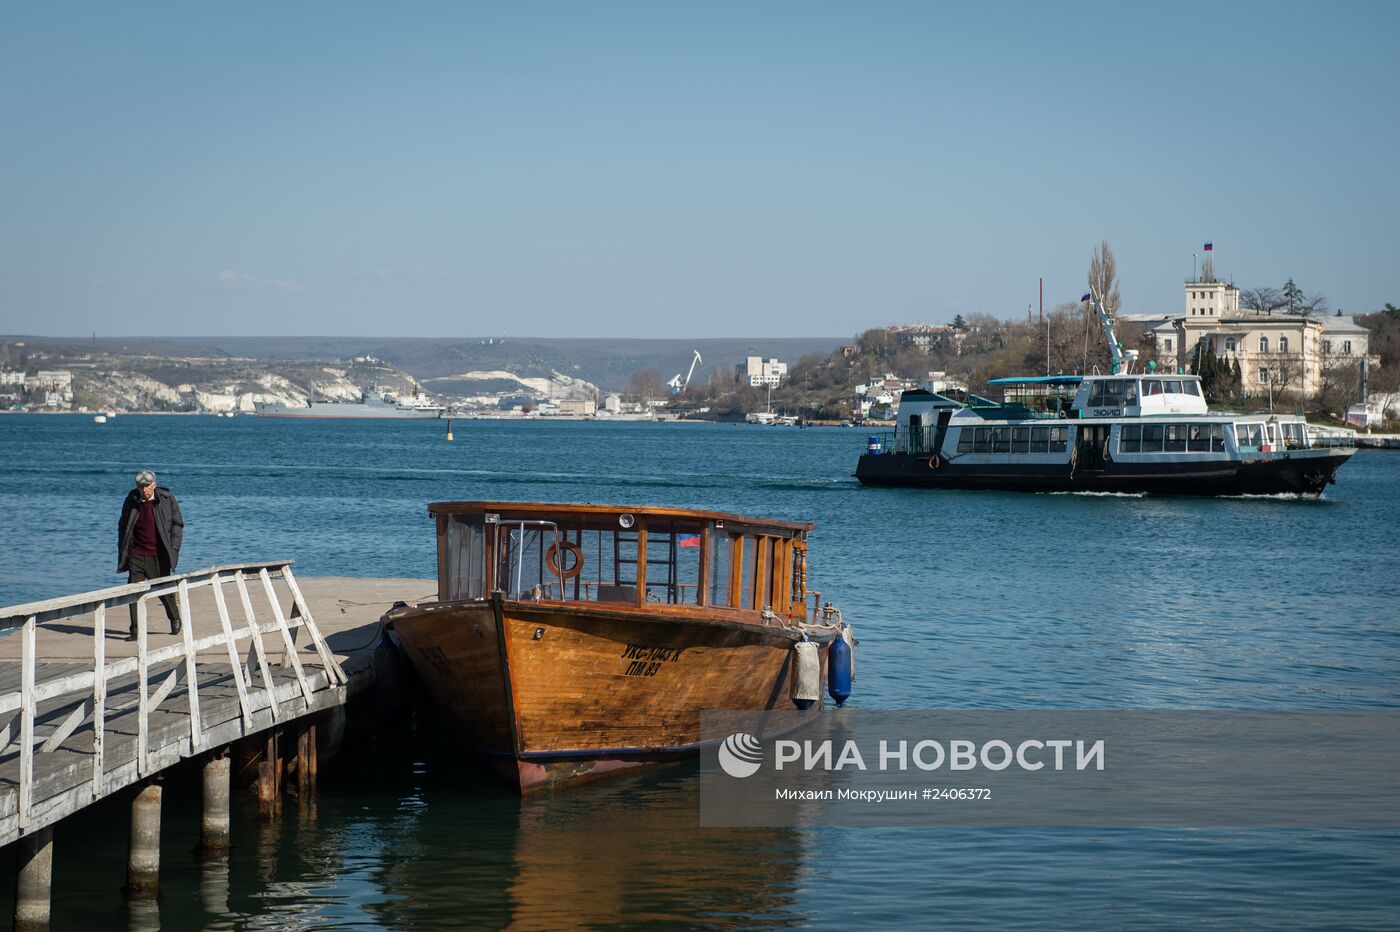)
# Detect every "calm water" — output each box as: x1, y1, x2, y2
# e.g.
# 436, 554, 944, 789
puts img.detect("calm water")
2, 414, 1398, 929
